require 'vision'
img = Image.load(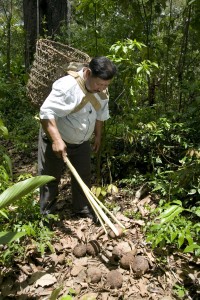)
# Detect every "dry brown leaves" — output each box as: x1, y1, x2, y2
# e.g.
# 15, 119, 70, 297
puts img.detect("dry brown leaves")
0, 155, 199, 300
0, 208, 191, 300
